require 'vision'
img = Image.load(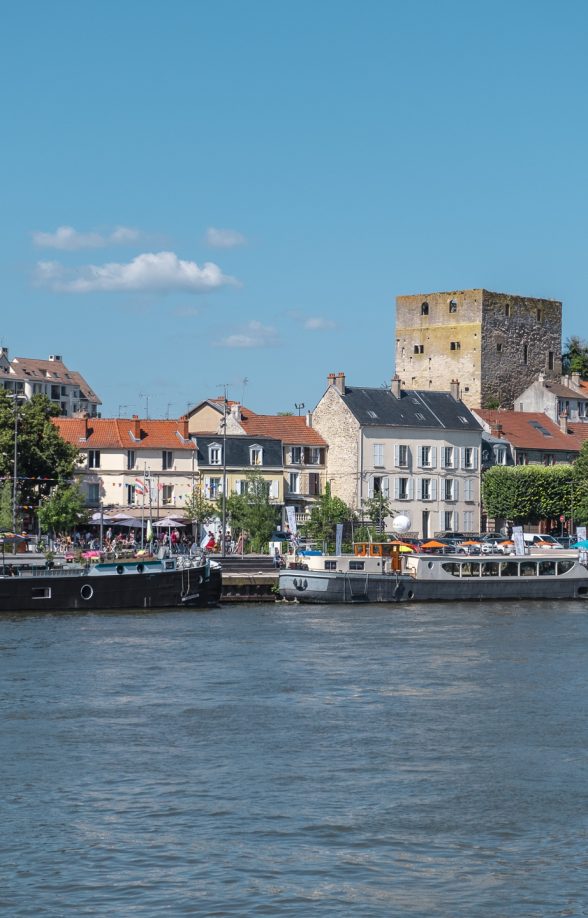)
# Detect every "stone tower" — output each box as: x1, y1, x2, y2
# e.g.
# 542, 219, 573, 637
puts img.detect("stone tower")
395, 289, 562, 409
